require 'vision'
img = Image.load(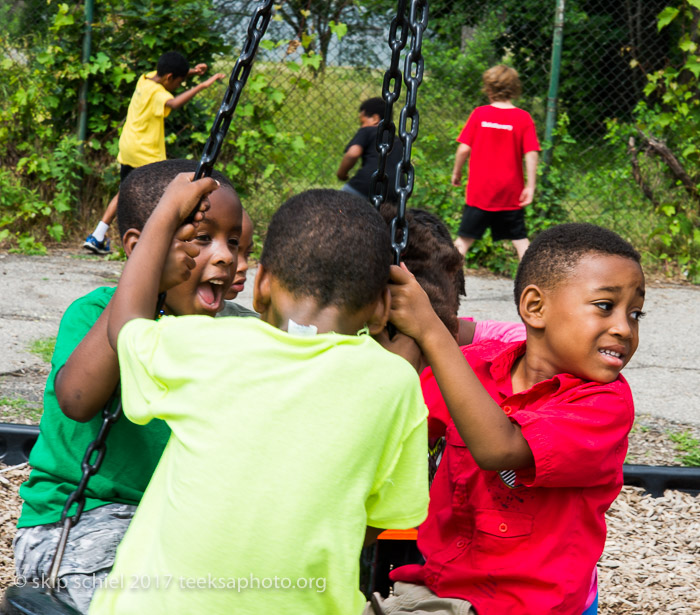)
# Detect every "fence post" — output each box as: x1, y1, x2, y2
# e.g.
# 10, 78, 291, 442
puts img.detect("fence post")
77, 0, 95, 148
544, 0, 565, 166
